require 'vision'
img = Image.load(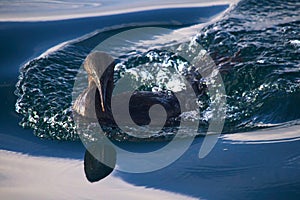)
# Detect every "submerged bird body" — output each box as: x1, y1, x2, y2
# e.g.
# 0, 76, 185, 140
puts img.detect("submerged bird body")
73, 51, 182, 129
